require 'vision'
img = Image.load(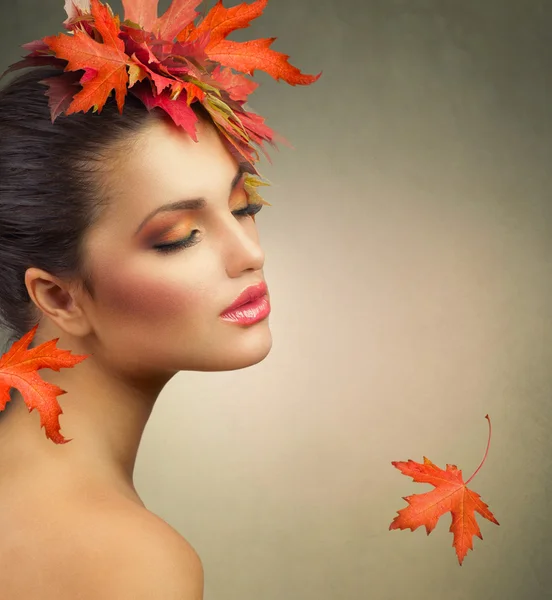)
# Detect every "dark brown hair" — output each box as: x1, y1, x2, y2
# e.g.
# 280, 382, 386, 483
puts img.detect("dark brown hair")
0, 67, 167, 352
